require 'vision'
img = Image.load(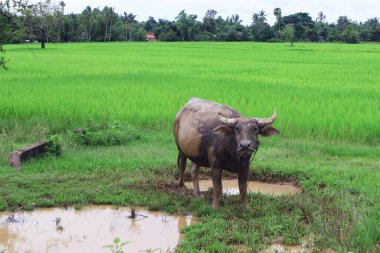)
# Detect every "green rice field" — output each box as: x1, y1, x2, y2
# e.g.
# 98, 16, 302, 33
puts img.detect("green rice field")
1, 42, 380, 252
1, 42, 380, 143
